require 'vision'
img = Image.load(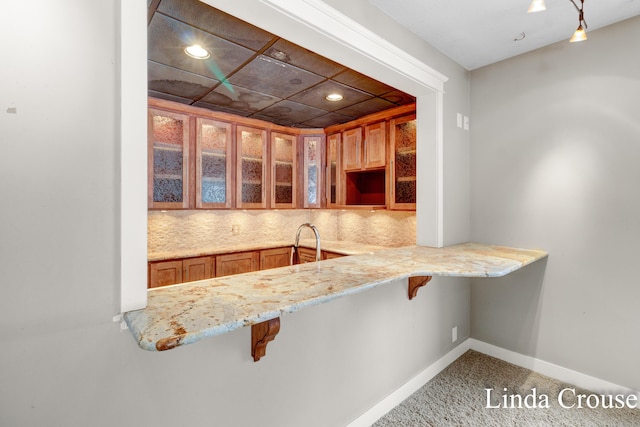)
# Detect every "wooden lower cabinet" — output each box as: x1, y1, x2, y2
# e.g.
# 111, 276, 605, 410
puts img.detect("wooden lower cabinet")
322, 250, 344, 260
149, 247, 347, 288
183, 256, 214, 282
296, 247, 319, 263
216, 251, 259, 277
149, 260, 183, 288
149, 256, 214, 288
260, 247, 292, 270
